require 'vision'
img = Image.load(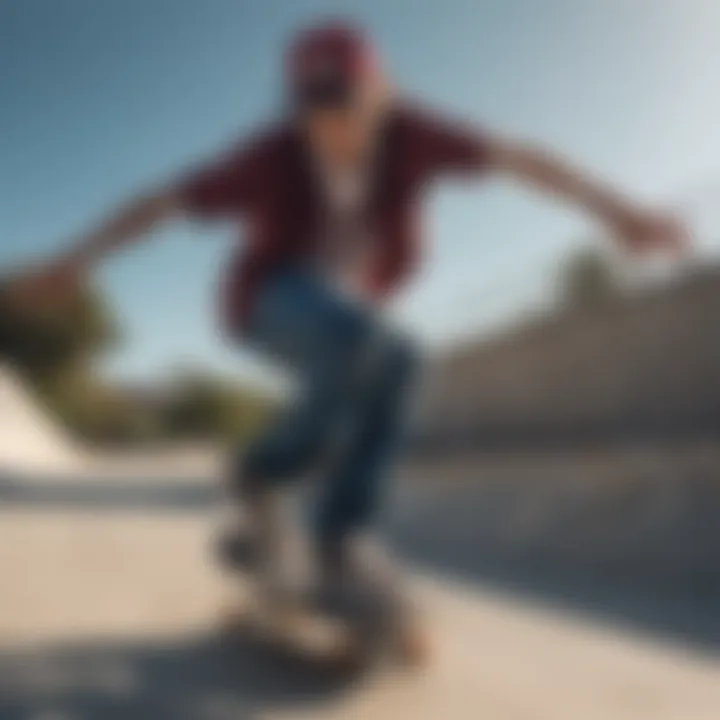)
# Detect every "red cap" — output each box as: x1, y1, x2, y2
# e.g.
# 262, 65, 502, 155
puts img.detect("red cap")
285, 21, 377, 108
